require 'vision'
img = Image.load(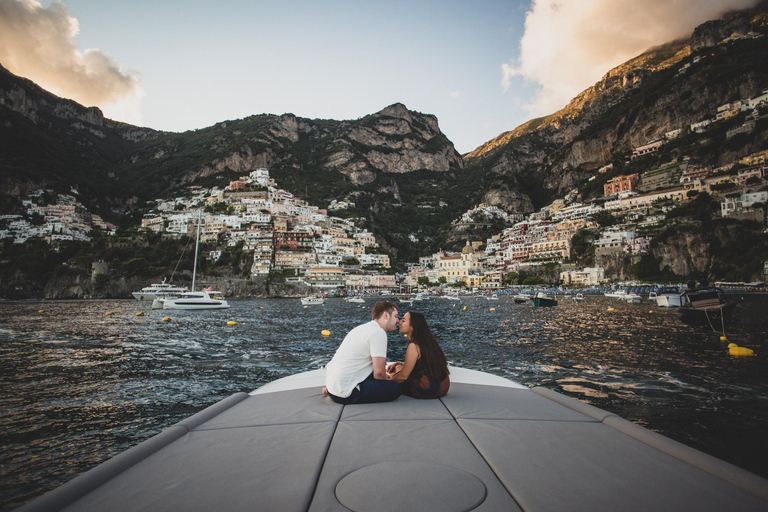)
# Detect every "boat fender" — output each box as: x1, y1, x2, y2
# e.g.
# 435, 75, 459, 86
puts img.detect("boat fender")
227, 321, 237, 326
162, 317, 171, 322
321, 330, 331, 337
